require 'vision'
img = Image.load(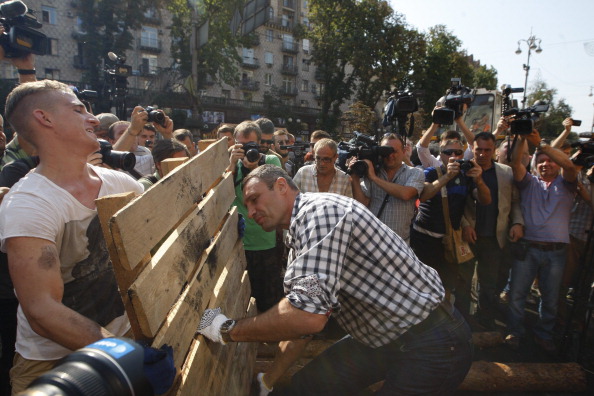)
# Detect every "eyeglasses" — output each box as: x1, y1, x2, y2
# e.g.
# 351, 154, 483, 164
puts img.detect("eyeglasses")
315, 156, 334, 164
276, 140, 289, 145
441, 149, 464, 156
261, 139, 274, 144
